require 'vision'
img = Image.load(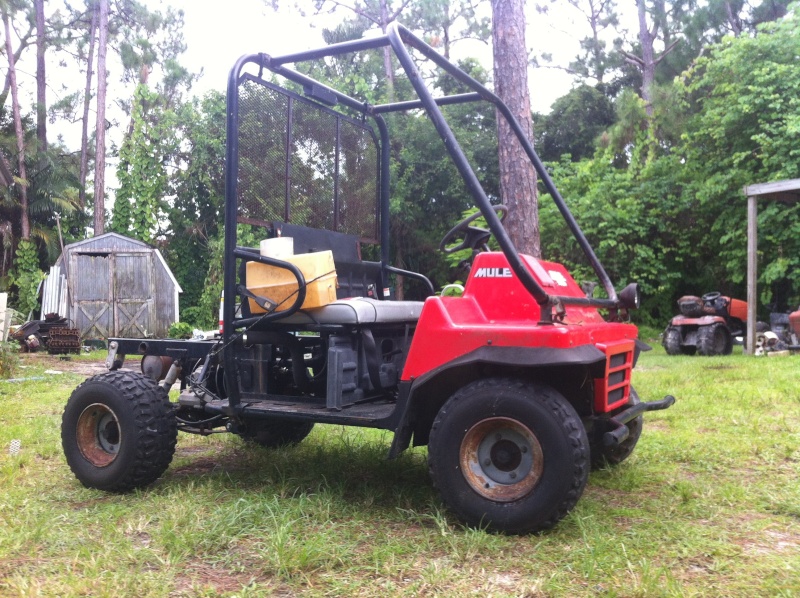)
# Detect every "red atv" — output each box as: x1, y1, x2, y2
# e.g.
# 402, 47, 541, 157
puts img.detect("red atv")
60, 25, 674, 534
663, 292, 747, 356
